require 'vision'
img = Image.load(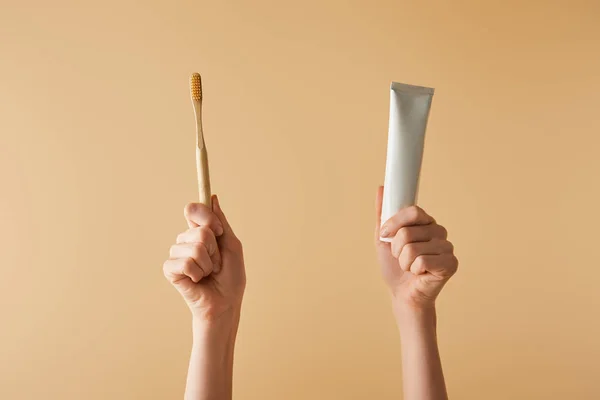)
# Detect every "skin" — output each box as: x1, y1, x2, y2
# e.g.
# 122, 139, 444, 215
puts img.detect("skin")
163, 195, 246, 400
376, 186, 458, 400
164, 187, 457, 400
